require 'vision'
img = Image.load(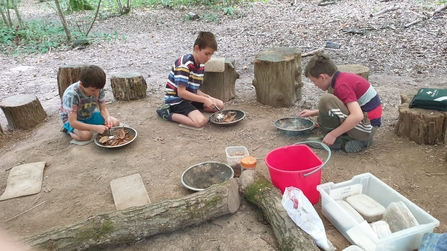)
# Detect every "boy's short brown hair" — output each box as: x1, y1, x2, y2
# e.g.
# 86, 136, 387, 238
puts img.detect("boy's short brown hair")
80, 65, 106, 89
304, 53, 338, 78
194, 31, 218, 51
